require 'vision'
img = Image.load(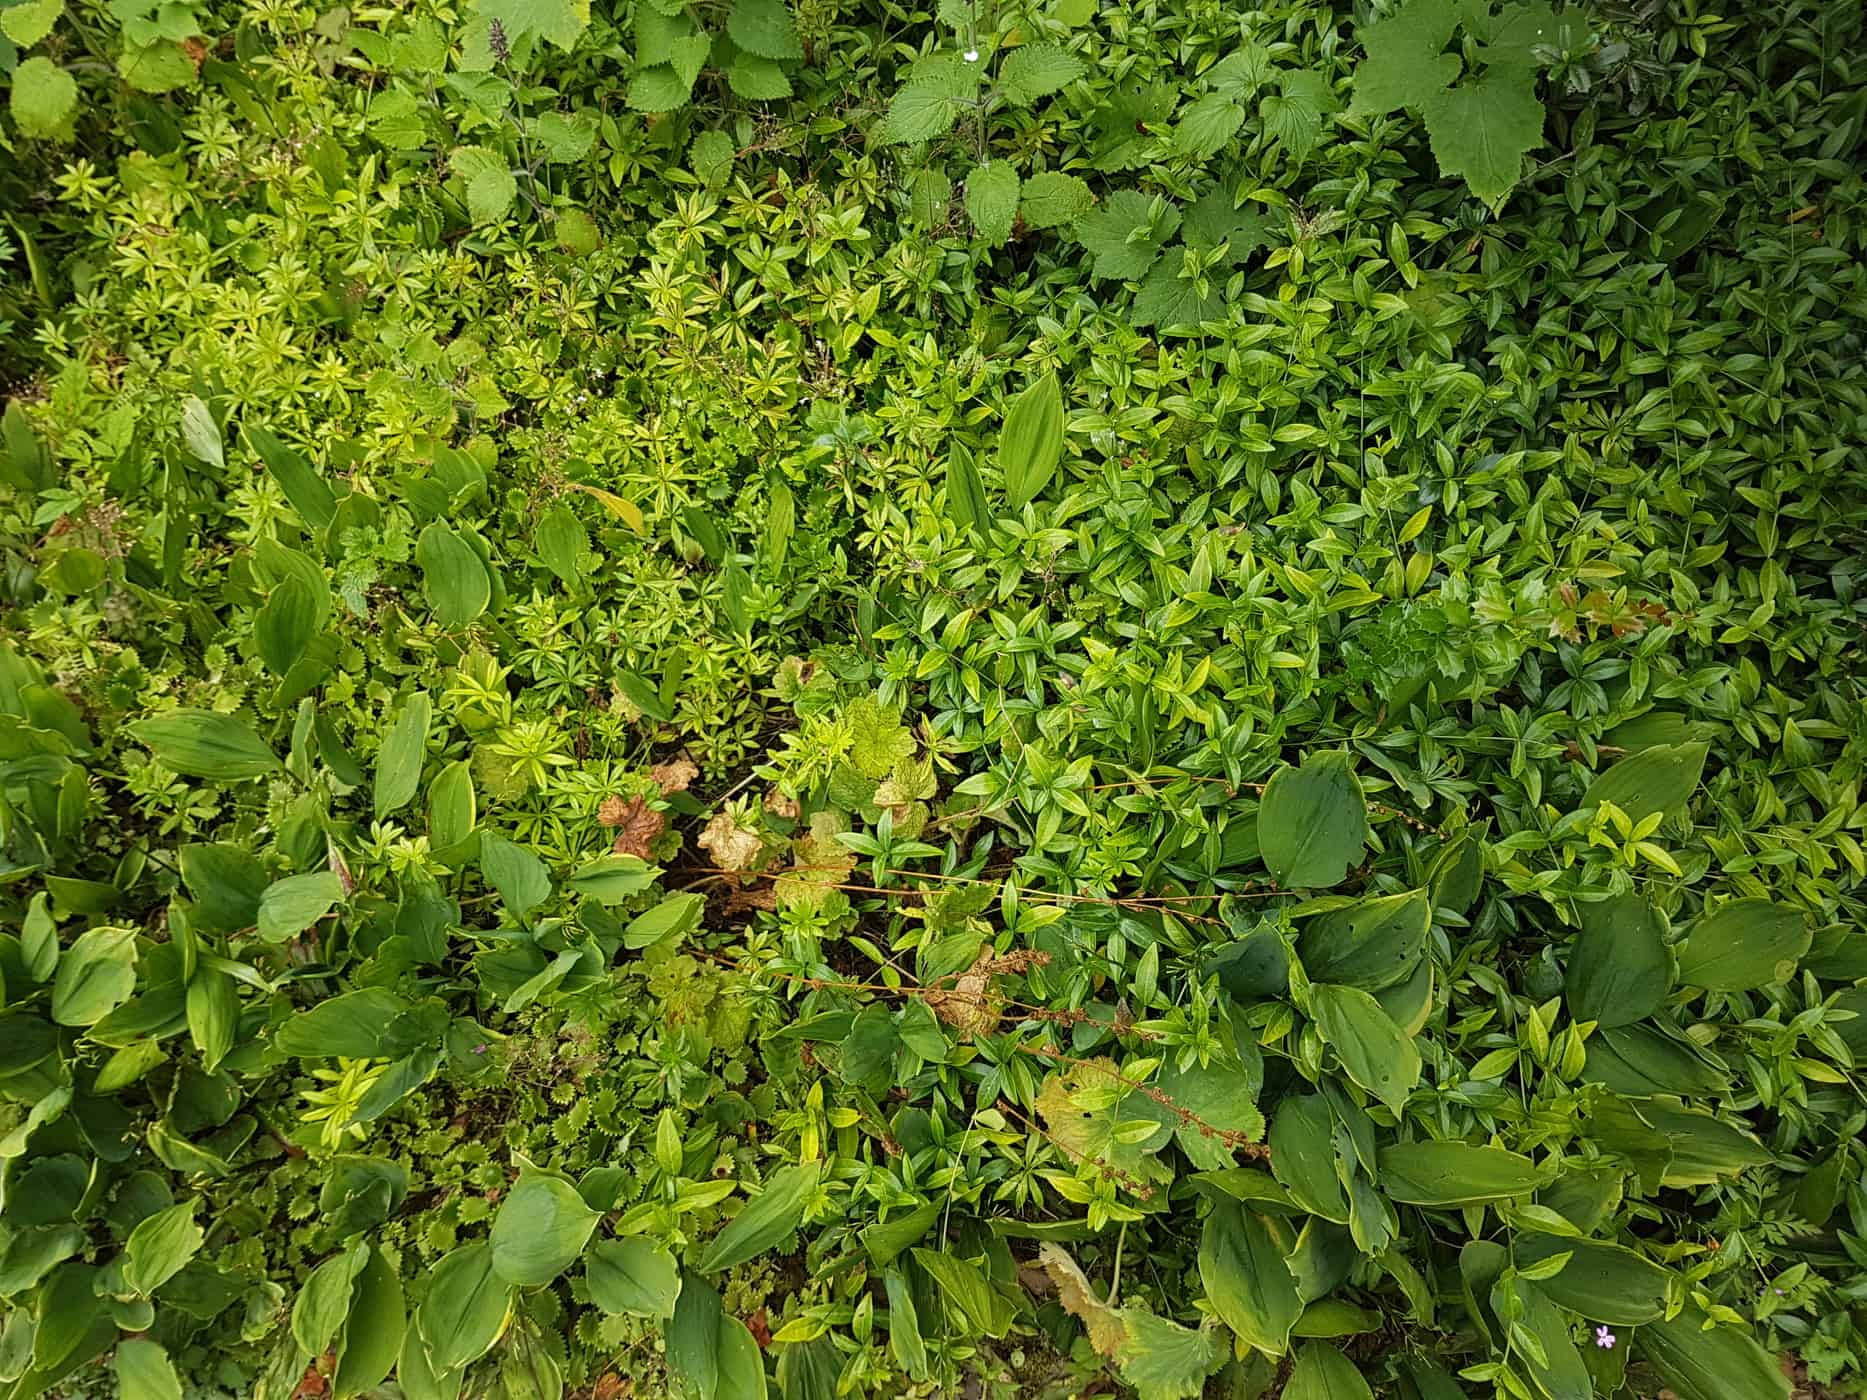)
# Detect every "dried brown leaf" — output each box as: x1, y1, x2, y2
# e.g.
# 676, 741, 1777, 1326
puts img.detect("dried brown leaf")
925, 946, 1002, 1040
698, 811, 764, 872
1038, 1244, 1126, 1361
650, 756, 699, 794
603, 795, 666, 860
